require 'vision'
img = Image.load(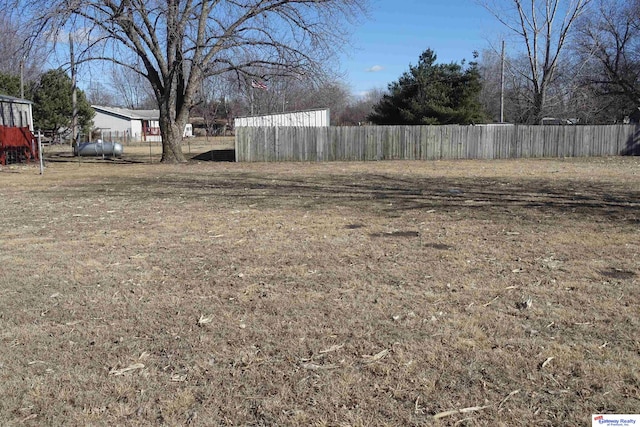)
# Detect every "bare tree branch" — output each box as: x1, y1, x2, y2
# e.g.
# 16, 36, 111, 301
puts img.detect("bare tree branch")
480, 0, 593, 123
5, 0, 368, 161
